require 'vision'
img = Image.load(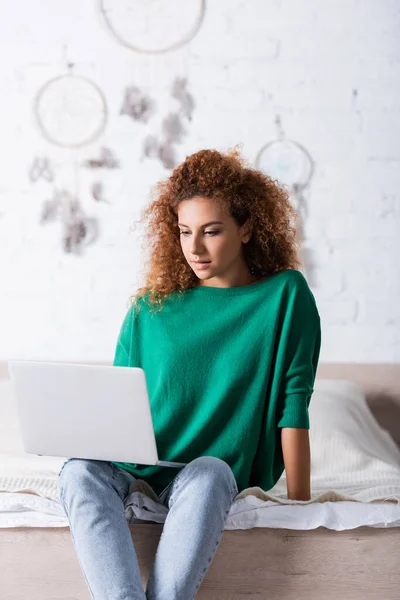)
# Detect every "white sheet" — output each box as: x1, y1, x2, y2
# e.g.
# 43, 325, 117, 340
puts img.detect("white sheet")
1, 490, 399, 530
1, 378, 400, 531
